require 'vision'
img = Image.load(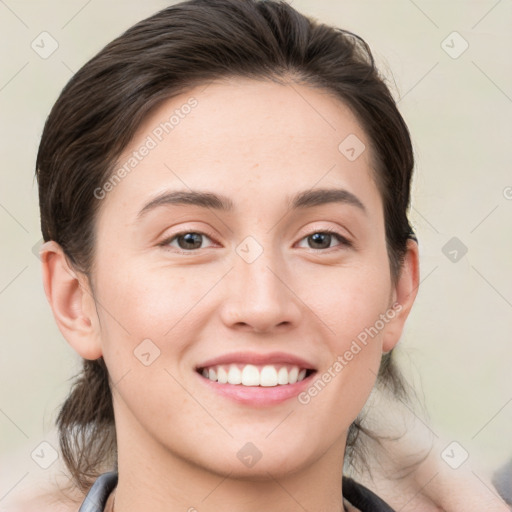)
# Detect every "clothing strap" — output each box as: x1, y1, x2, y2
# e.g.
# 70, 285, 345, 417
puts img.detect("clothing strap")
342, 476, 396, 511
78, 471, 118, 512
